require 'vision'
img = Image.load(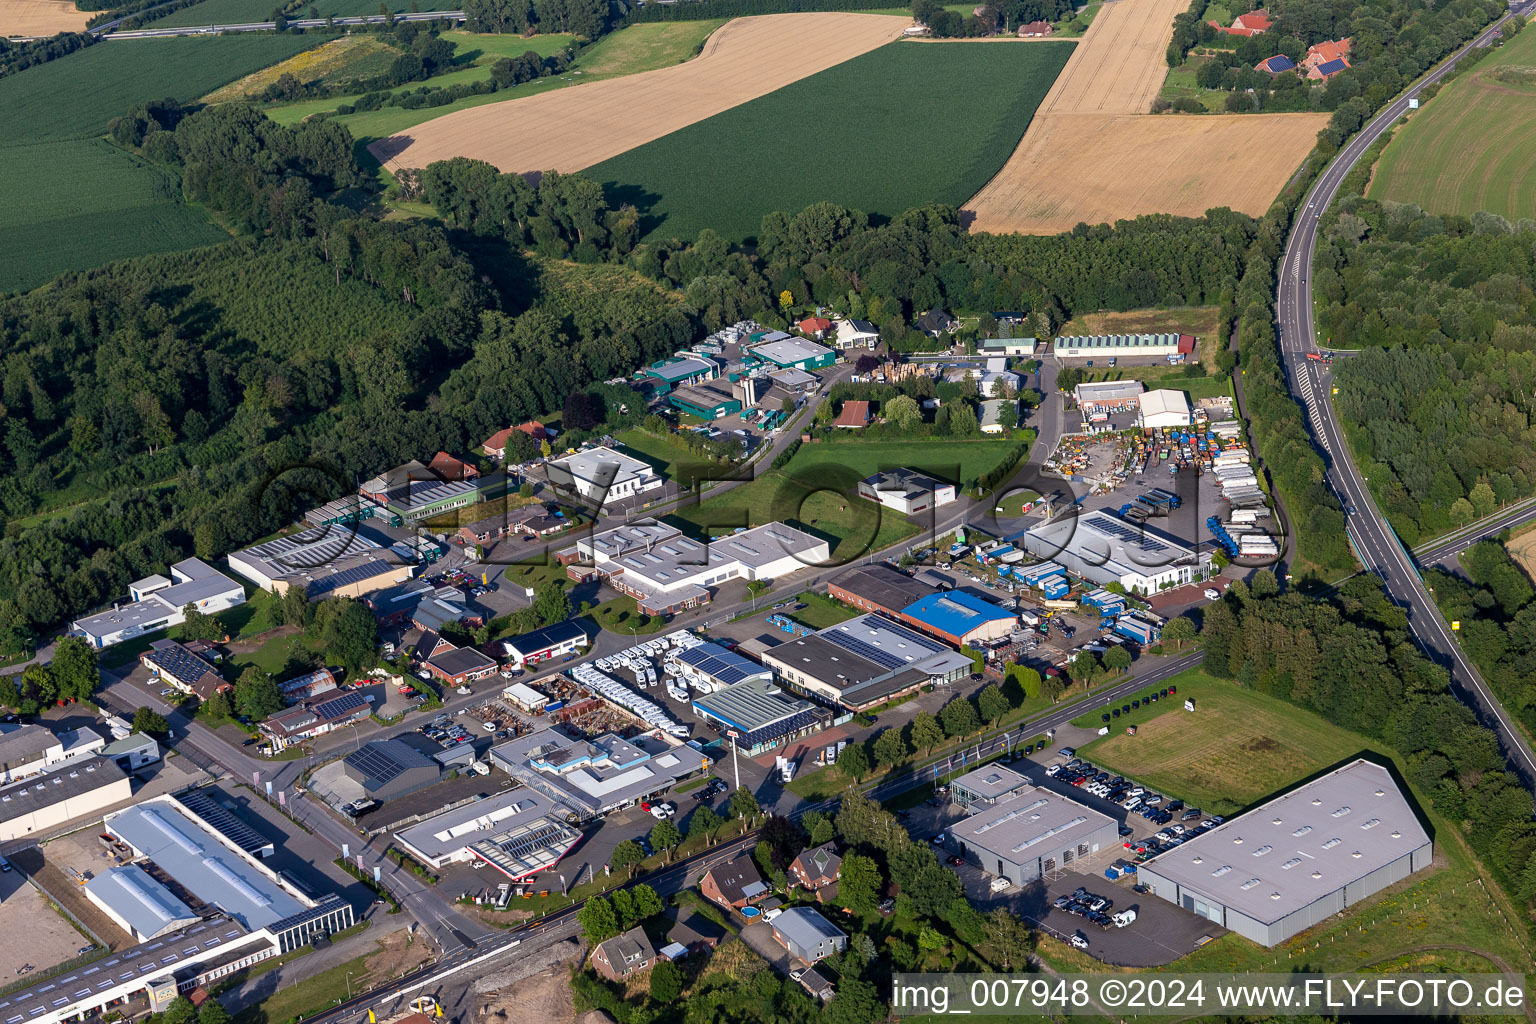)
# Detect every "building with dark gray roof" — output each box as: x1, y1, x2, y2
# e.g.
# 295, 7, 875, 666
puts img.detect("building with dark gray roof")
760, 613, 972, 711
827, 564, 935, 619
948, 786, 1117, 885
342, 738, 441, 801
0, 756, 132, 842
690, 677, 830, 757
